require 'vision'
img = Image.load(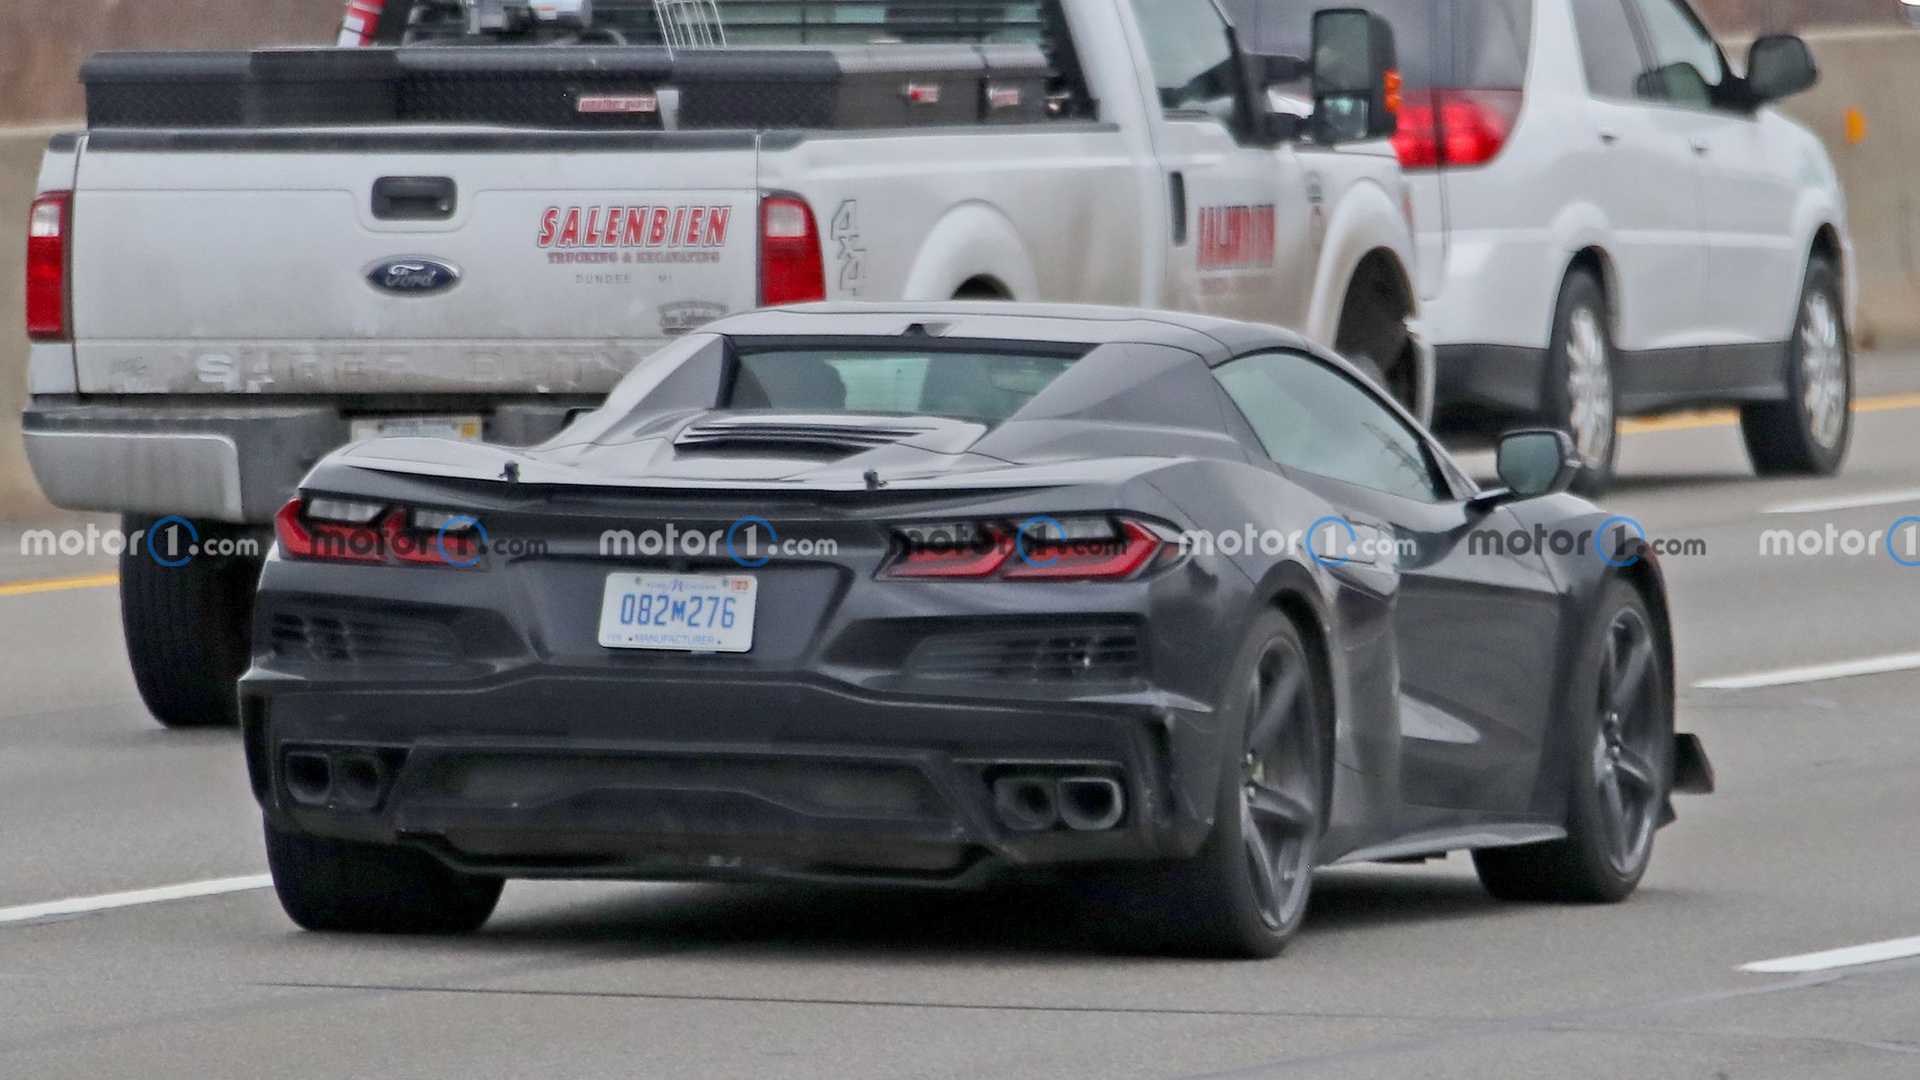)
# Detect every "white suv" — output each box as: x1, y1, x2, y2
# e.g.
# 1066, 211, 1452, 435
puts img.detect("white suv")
1226, 0, 1853, 491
